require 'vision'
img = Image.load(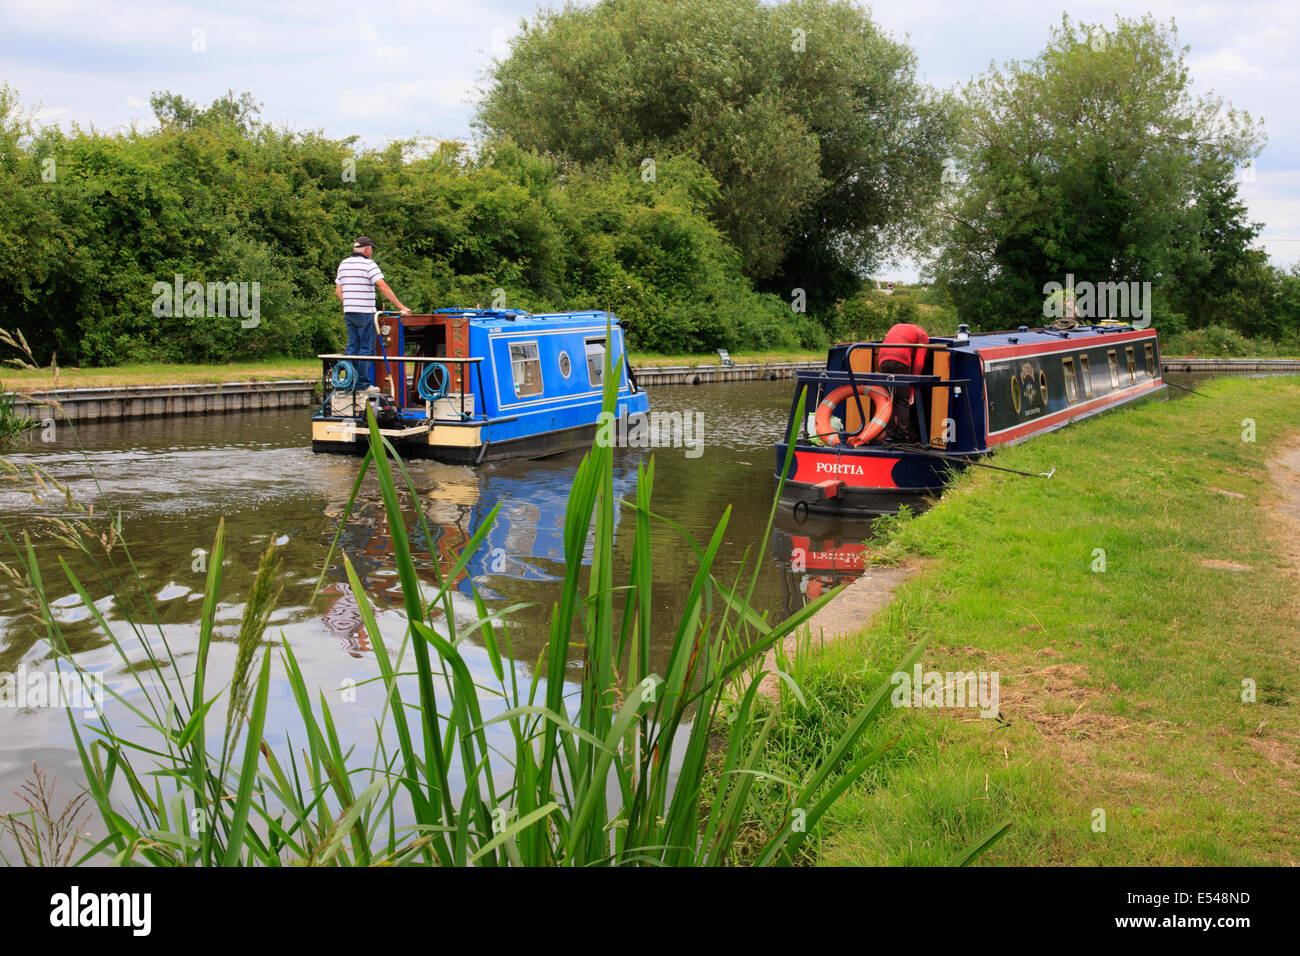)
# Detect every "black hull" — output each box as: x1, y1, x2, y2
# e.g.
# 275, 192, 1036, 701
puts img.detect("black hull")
777, 480, 944, 518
